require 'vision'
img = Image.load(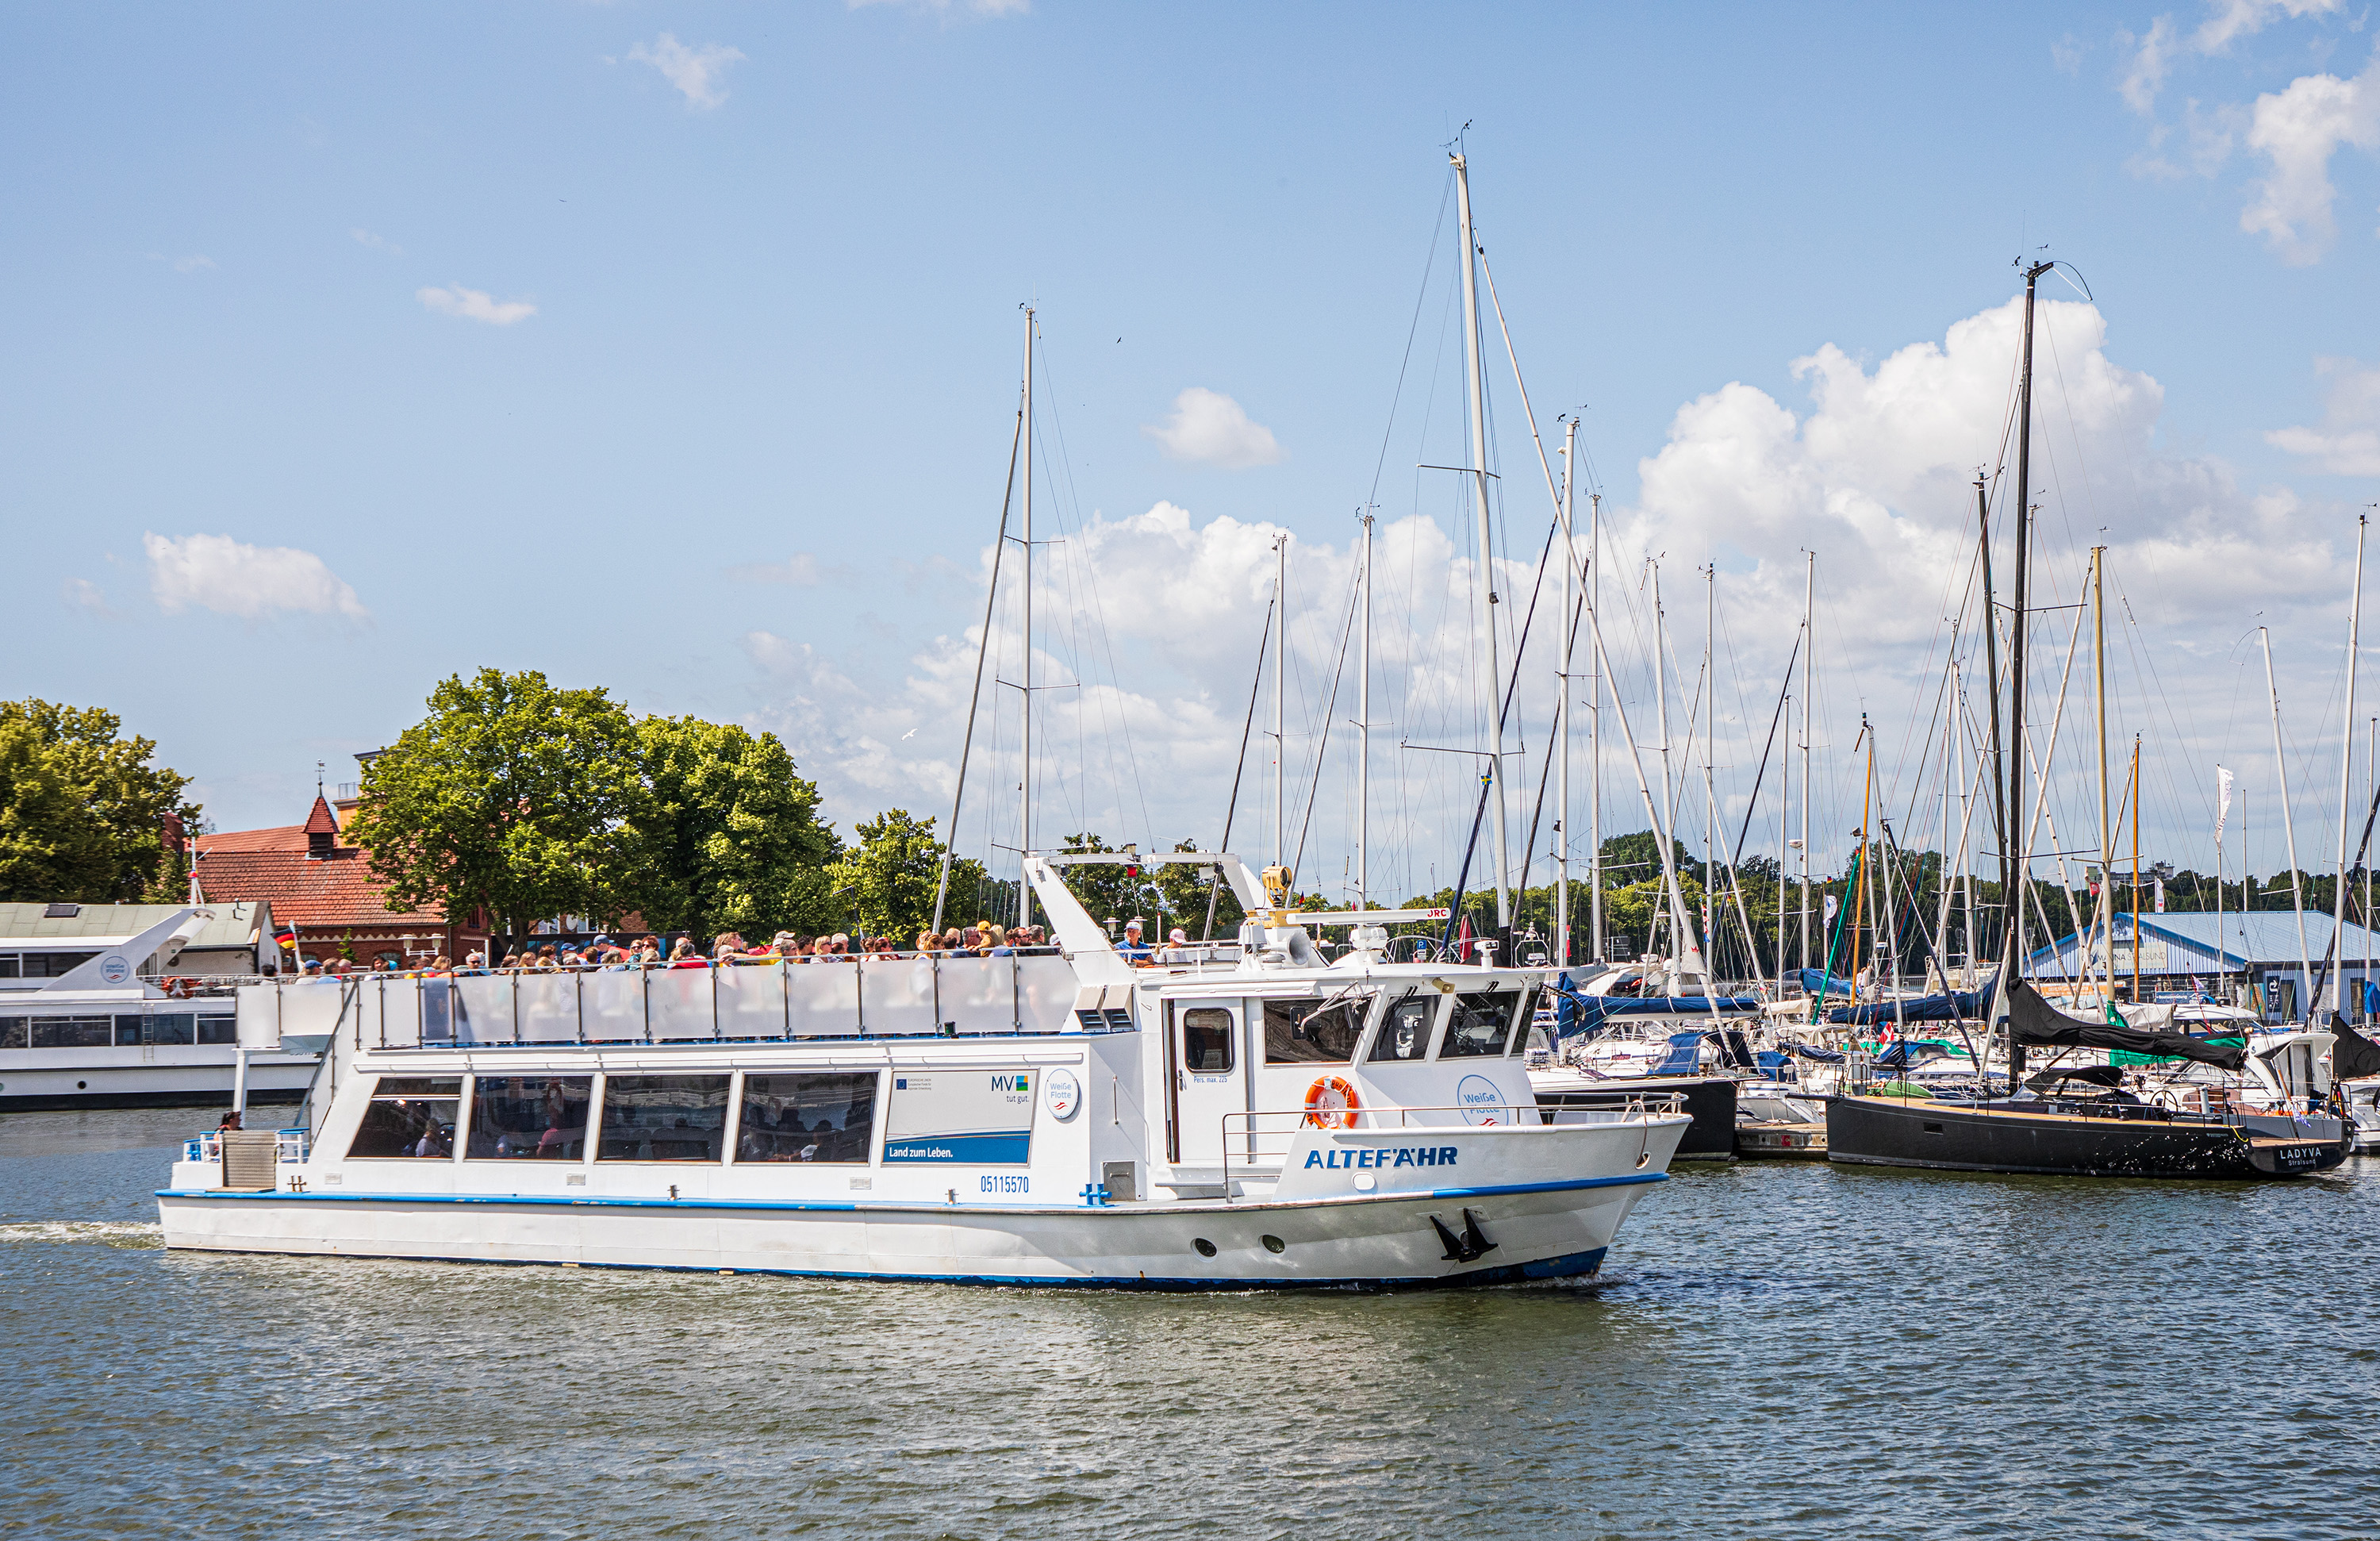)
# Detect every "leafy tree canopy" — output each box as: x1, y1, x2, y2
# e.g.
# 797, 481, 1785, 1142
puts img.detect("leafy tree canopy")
830, 809, 983, 942
347, 669, 651, 938
634, 715, 842, 938
0, 699, 196, 903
